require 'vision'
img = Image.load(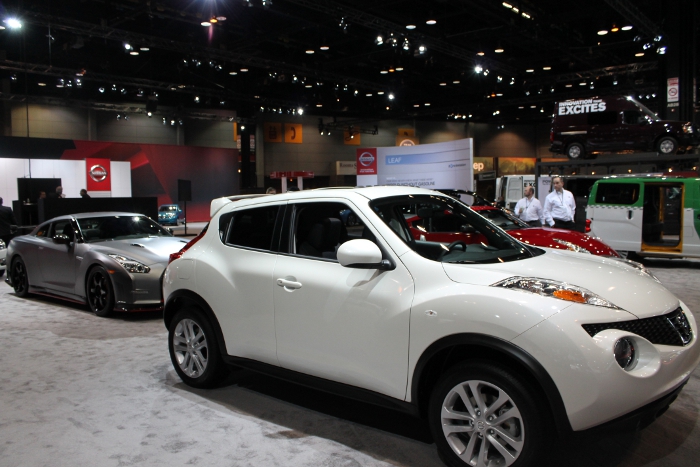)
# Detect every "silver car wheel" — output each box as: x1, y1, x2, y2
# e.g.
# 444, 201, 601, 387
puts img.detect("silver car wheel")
441, 379, 524, 467
658, 139, 675, 153
172, 318, 209, 378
